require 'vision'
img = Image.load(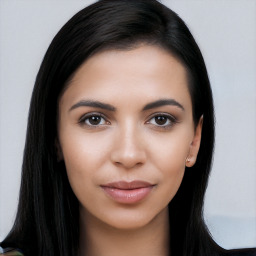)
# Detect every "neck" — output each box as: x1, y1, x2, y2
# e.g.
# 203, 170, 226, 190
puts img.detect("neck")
79, 207, 170, 256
